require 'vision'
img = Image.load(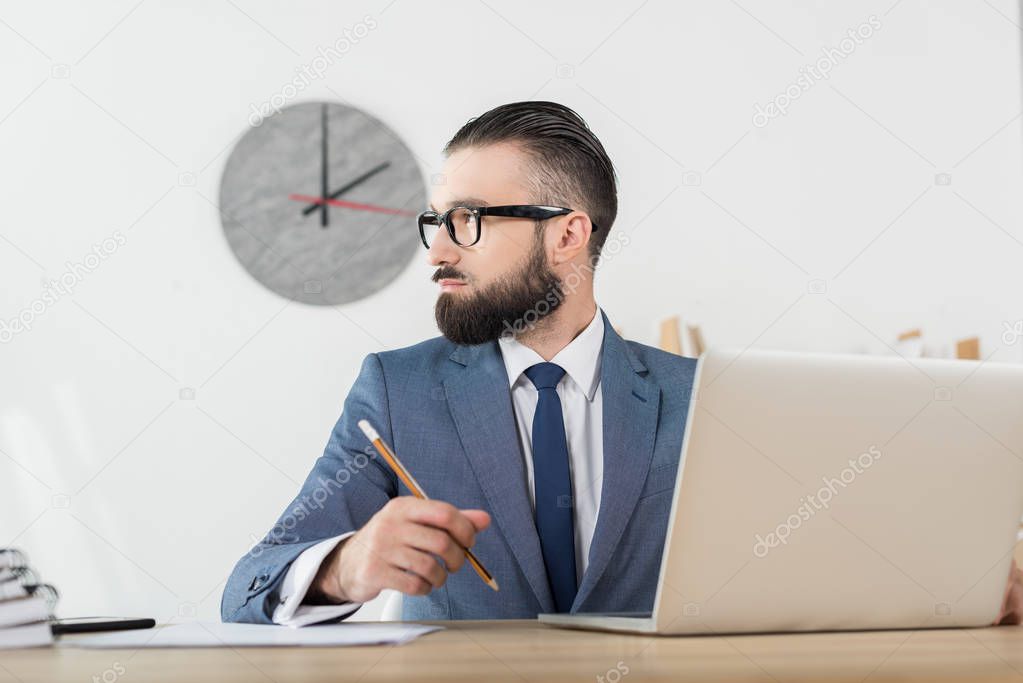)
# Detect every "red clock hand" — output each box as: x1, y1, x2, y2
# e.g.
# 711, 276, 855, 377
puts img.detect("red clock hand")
288, 194, 416, 217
